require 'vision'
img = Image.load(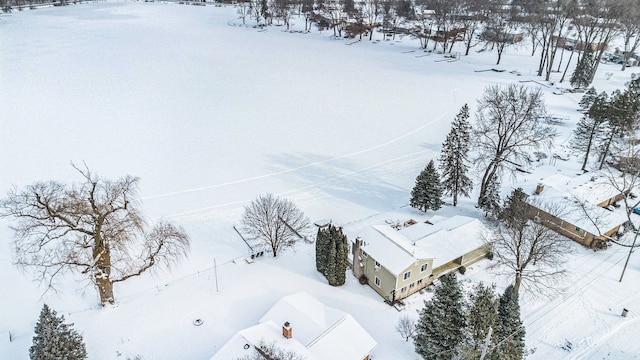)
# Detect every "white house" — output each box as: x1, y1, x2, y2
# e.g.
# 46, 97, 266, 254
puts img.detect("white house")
210, 292, 377, 360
